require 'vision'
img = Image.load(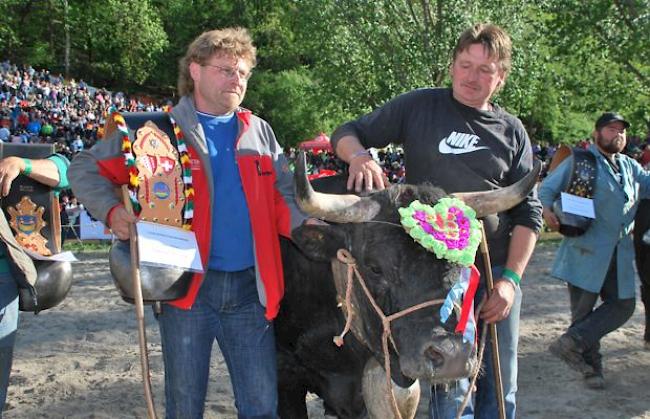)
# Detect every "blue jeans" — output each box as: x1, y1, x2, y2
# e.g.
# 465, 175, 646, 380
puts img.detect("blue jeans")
0, 272, 18, 418
430, 266, 520, 419
157, 268, 278, 419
